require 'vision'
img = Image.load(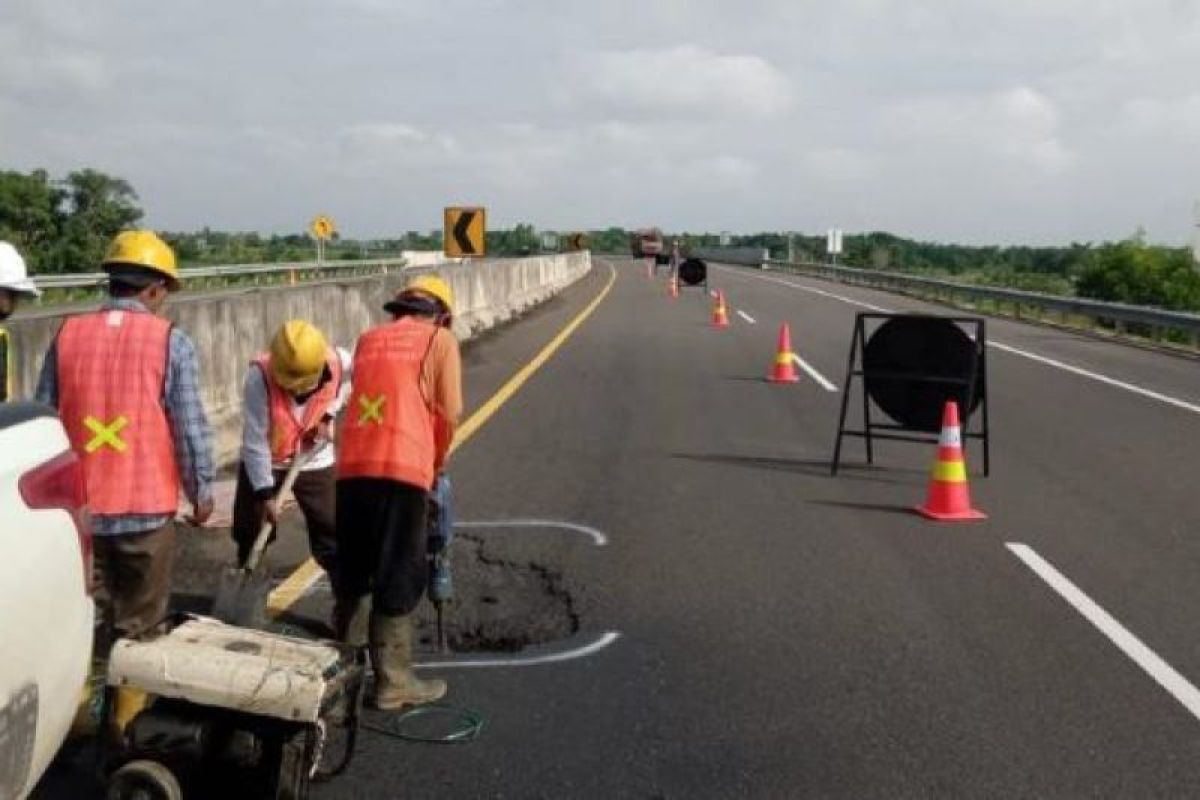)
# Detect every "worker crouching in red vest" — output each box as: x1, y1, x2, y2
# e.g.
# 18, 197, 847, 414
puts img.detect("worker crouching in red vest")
231, 320, 350, 609
337, 274, 462, 711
